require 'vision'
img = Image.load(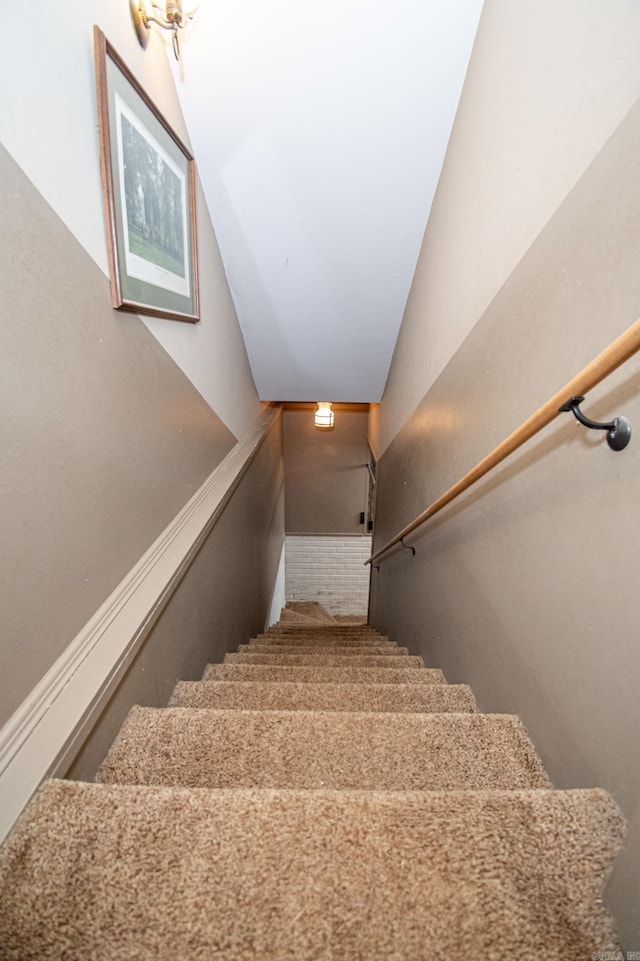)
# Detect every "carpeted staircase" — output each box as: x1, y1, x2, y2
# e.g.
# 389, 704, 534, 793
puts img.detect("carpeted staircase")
0, 604, 625, 959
